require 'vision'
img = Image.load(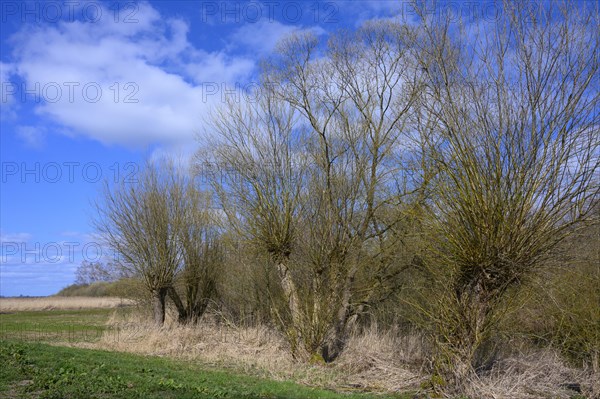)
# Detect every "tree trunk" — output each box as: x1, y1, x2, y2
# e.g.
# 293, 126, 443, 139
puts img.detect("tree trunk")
321, 283, 352, 362
190, 297, 211, 323
152, 287, 168, 326
275, 260, 304, 357
187, 278, 215, 323
320, 263, 359, 363
435, 287, 488, 393
168, 286, 188, 324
